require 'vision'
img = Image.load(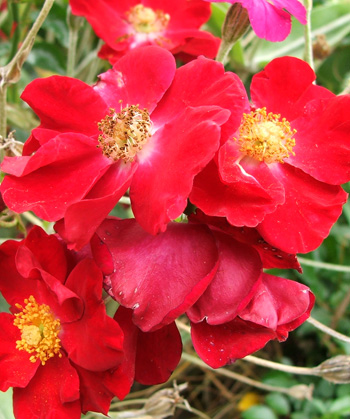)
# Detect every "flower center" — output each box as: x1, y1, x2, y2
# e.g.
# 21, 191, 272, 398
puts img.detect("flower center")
234, 107, 296, 164
98, 105, 152, 163
126, 4, 170, 33
13, 295, 62, 365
